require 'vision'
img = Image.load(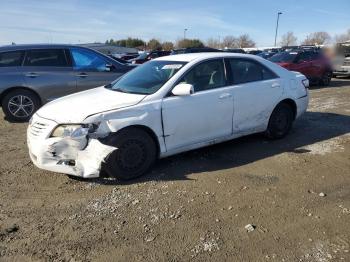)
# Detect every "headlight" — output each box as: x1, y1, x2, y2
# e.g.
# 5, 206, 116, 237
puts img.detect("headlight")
51, 123, 100, 138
